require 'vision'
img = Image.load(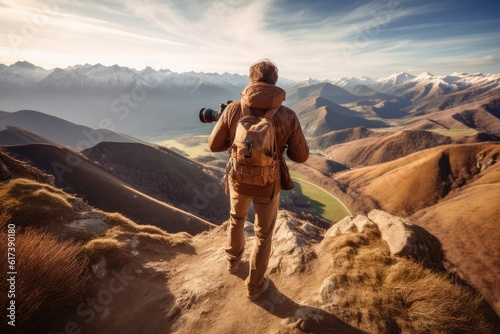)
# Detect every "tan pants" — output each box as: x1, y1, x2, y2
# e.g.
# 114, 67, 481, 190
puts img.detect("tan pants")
225, 189, 280, 292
